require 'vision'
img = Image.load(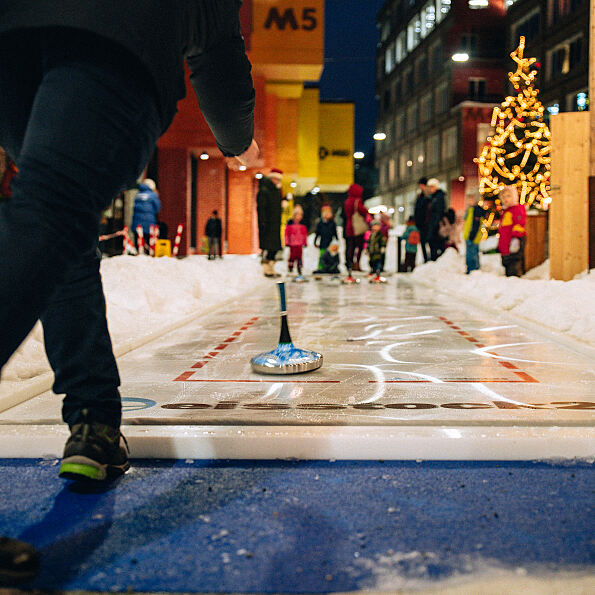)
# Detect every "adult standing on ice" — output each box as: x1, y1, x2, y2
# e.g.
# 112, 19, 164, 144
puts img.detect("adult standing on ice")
343, 183, 369, 272
257, 168, 284, 277
131, 178, 161, 248
0, 0, 259, 507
